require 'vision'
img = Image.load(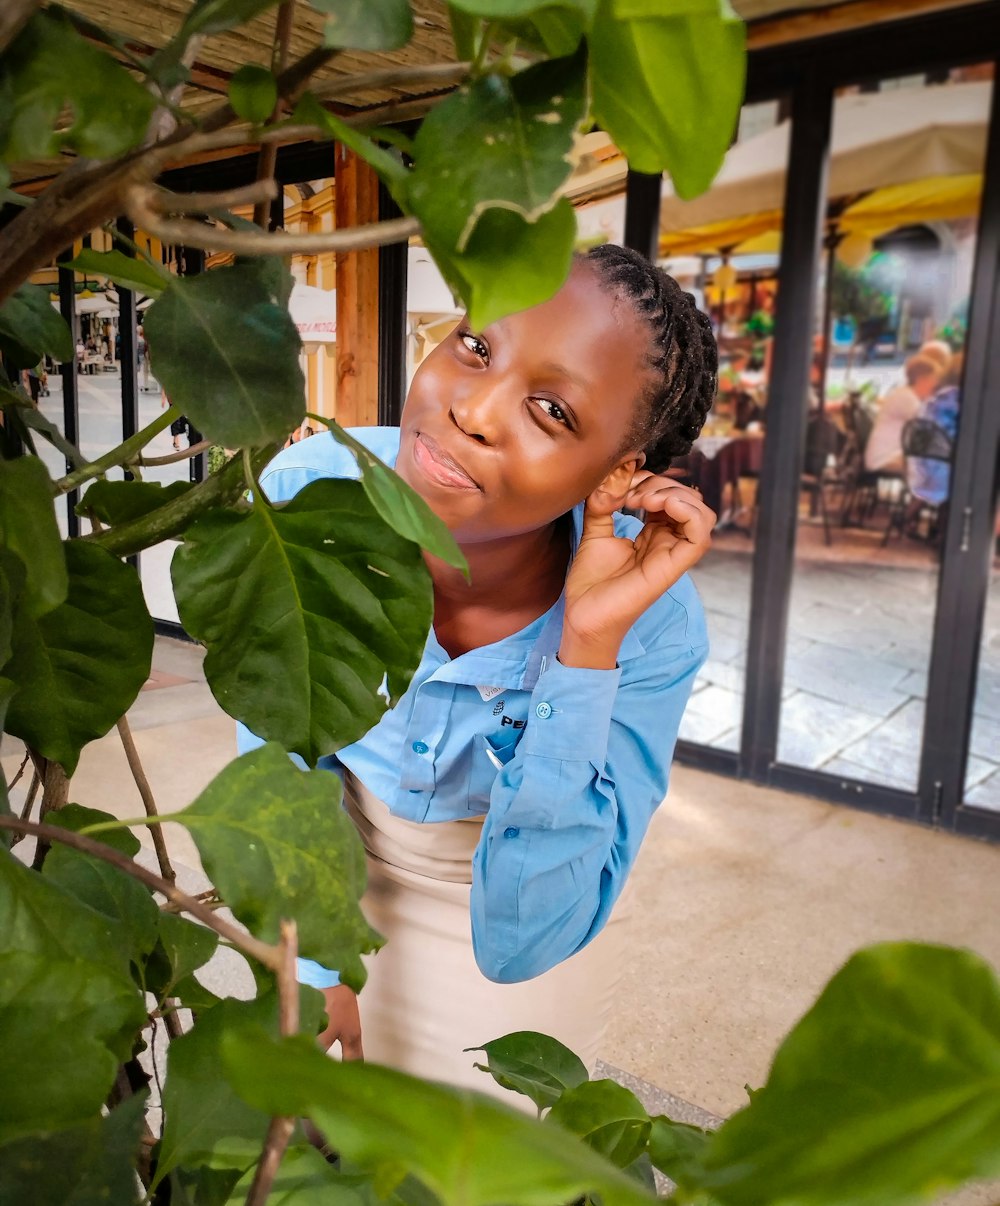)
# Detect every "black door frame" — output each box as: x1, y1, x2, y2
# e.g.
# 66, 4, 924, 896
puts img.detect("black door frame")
623, 1, 1000, 838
